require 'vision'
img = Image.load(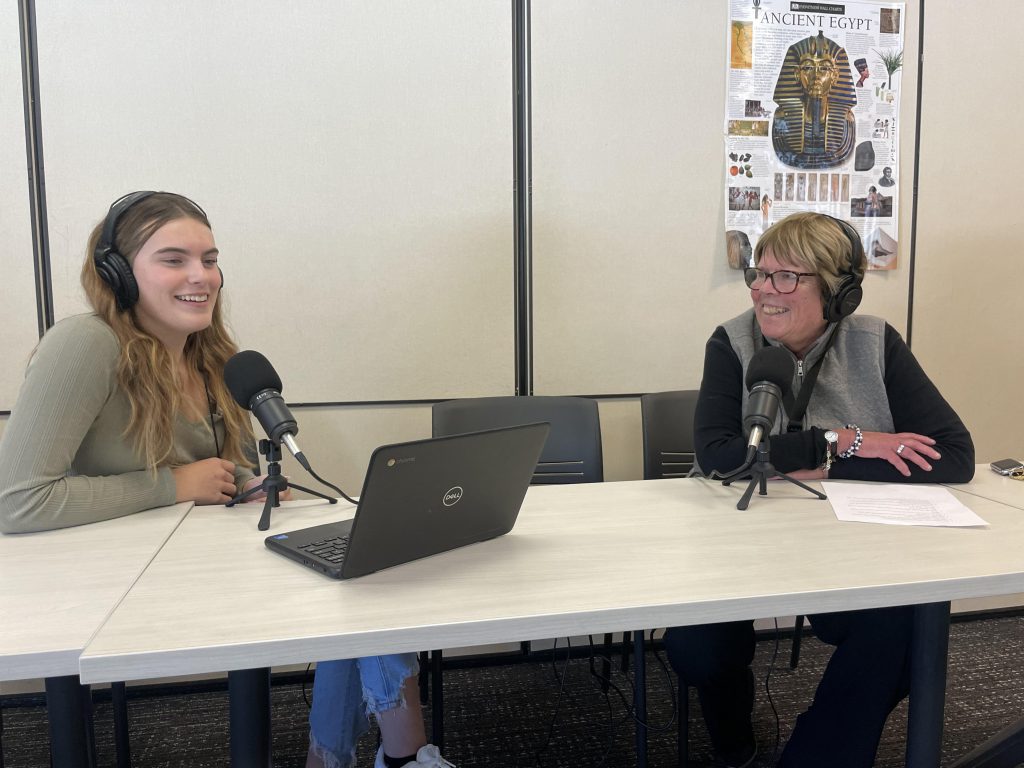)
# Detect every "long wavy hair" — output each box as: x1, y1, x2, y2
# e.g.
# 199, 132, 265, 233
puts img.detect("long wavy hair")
81, 192, 254, 471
